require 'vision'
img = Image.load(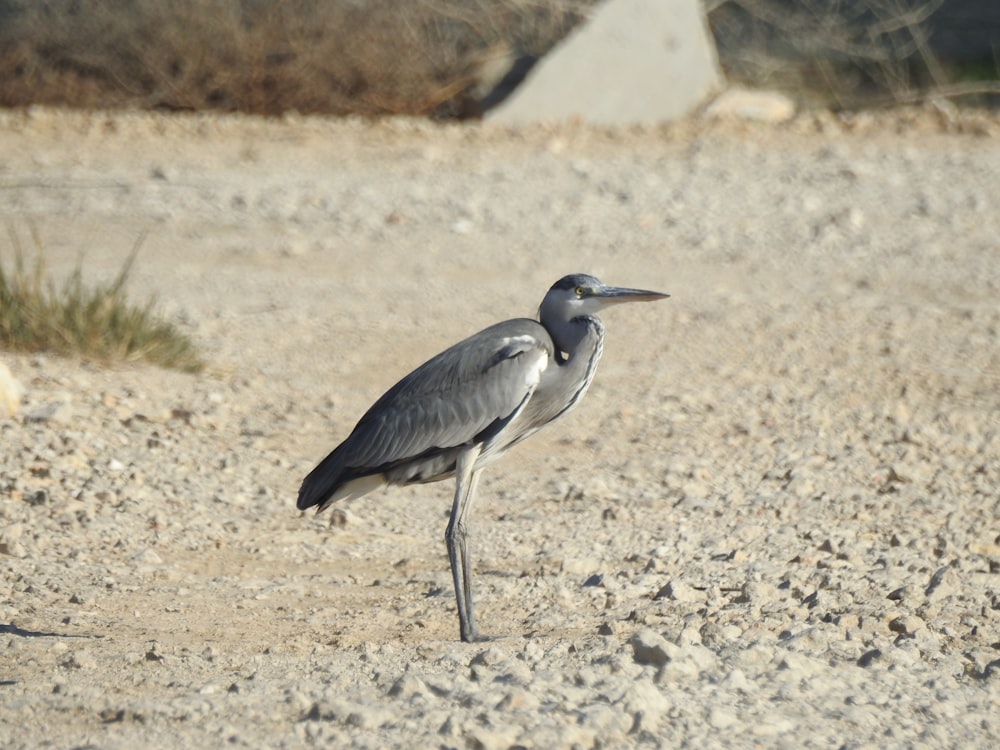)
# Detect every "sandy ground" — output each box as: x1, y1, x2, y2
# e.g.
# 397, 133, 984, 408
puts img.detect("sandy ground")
1, 107, 999, 748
